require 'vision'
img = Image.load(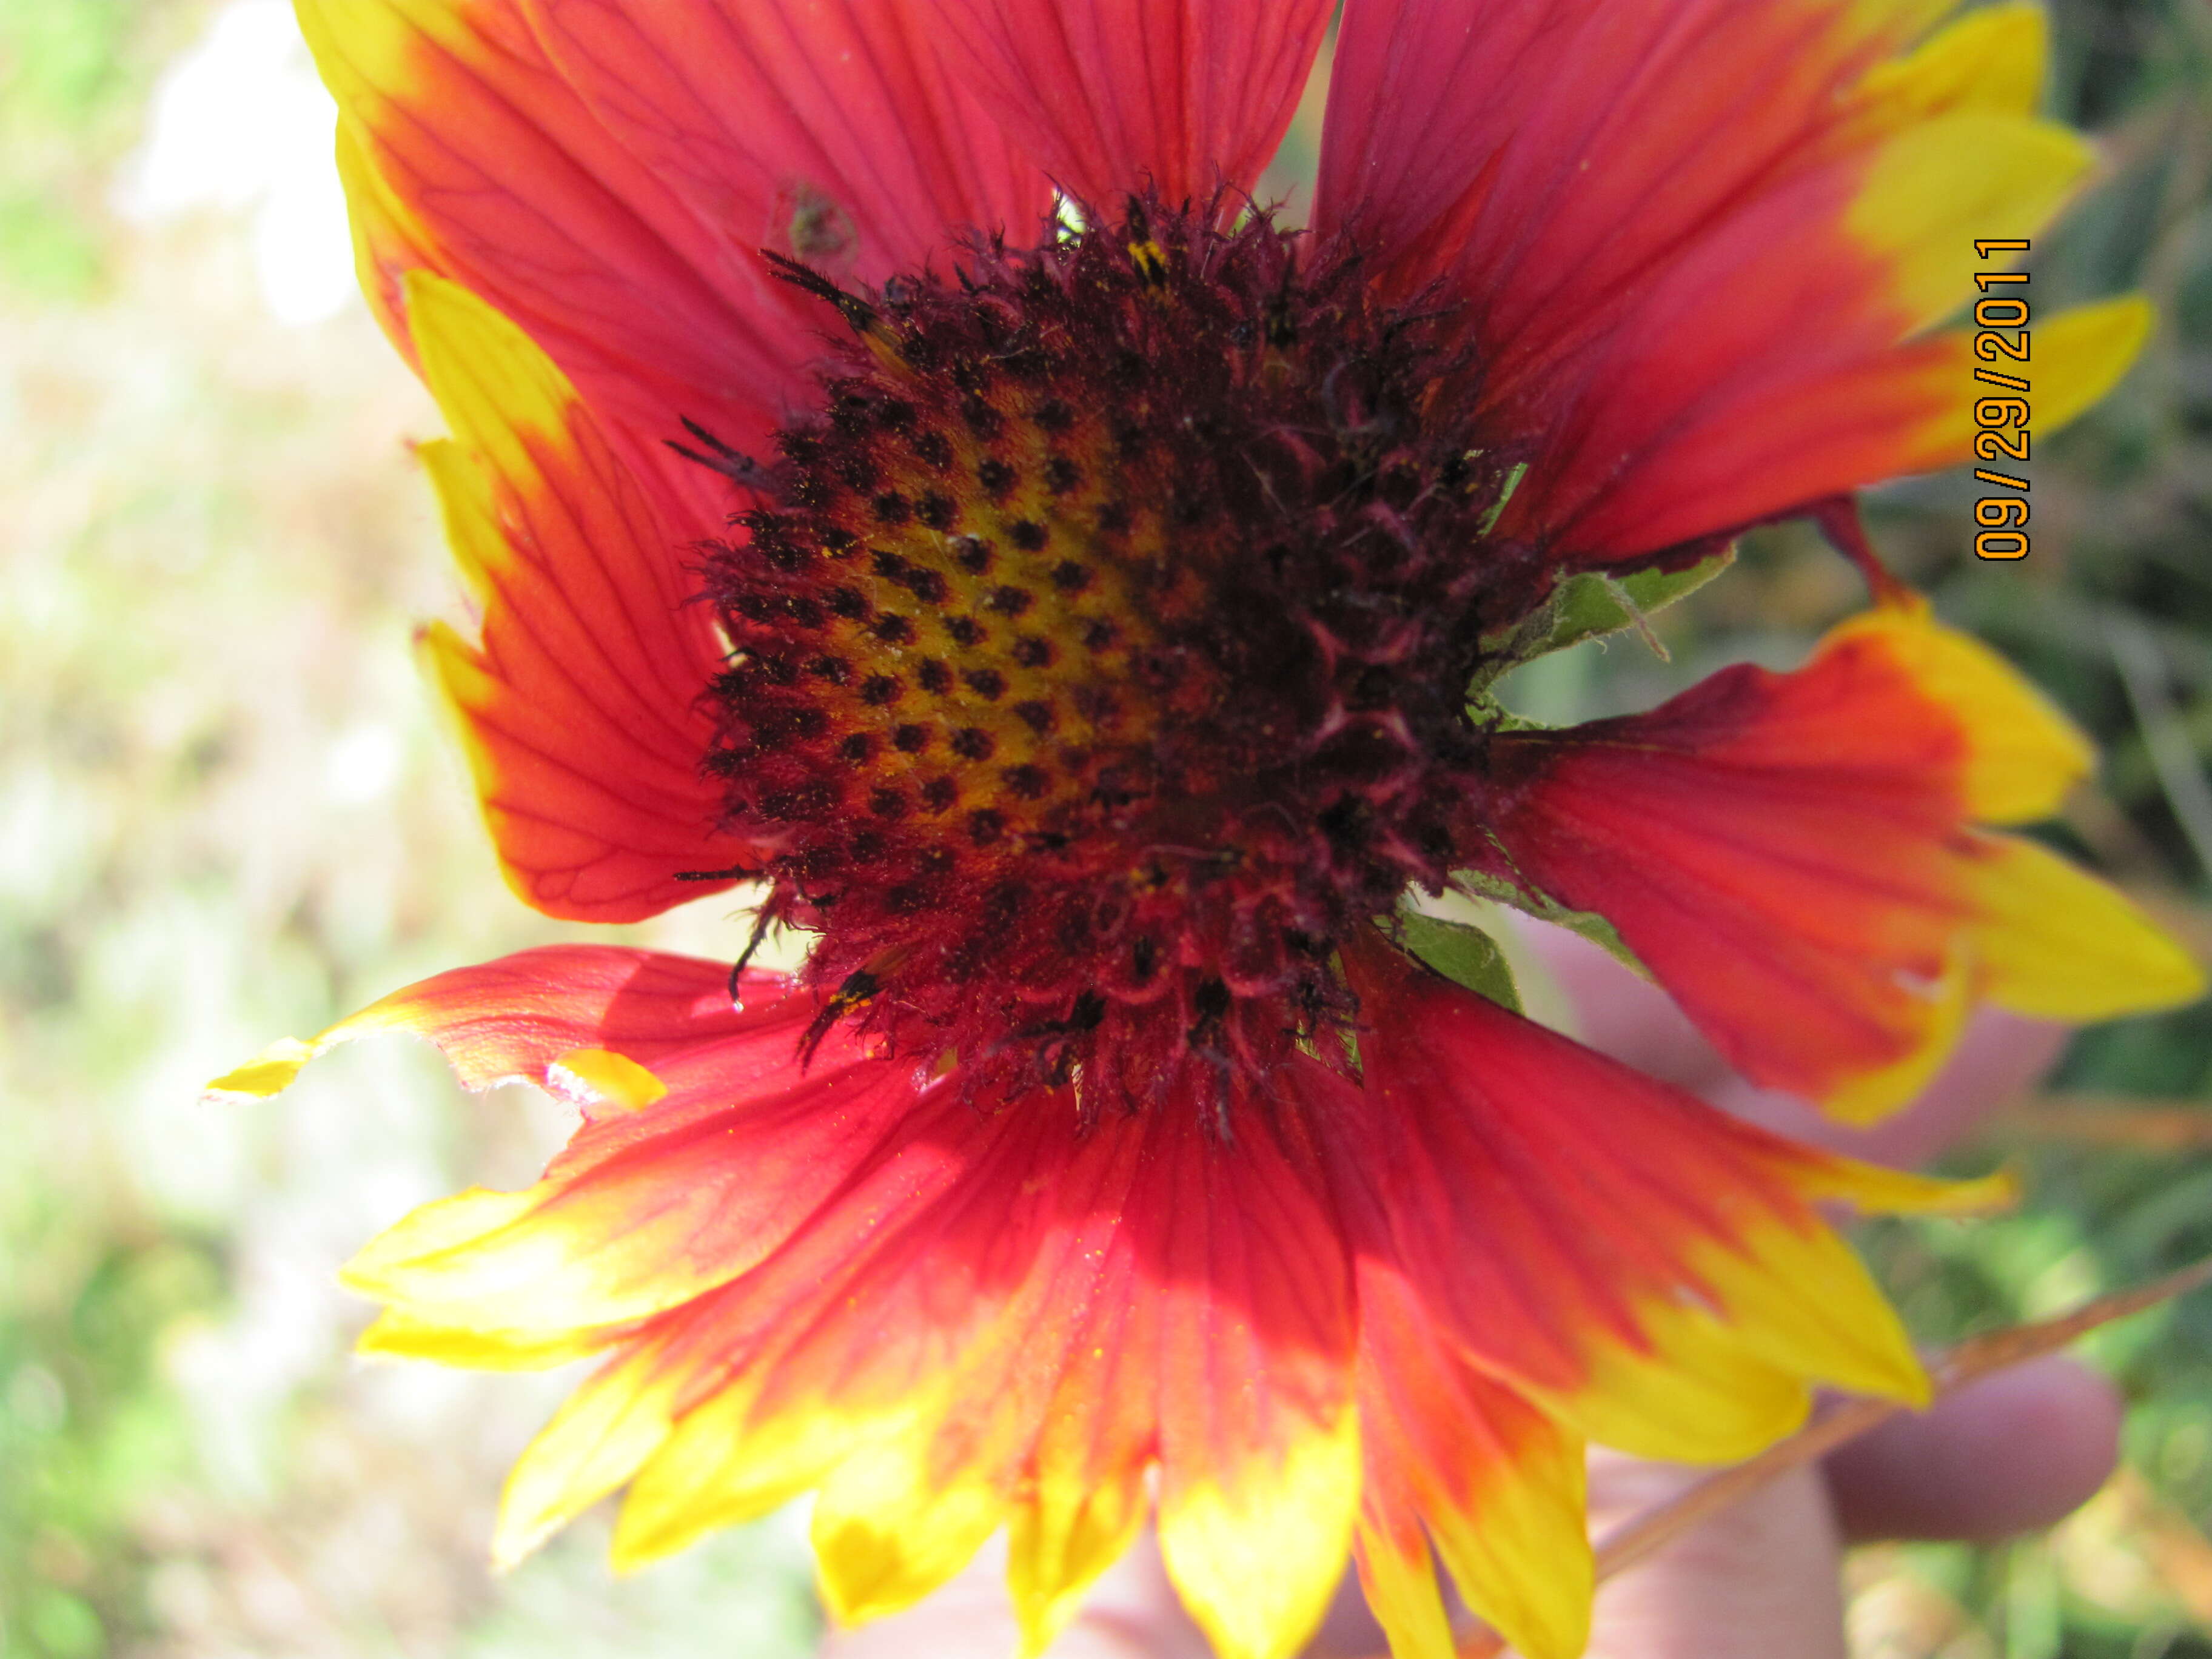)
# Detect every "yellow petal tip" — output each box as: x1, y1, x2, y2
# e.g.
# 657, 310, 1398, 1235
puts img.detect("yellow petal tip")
488, 1517, 556, 1577
1158, 1416, 1361, 1659
548, 1047, 668, 1113
2034, 294, 2156, 435
204, 1036, 317, 1100
1971, 837, 2210, 1019
1817, 949, 1973, 1126
1926, 1165, 2023, 1215
1828, 605, 2094, 823
1803, 1153, 2022, 1219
